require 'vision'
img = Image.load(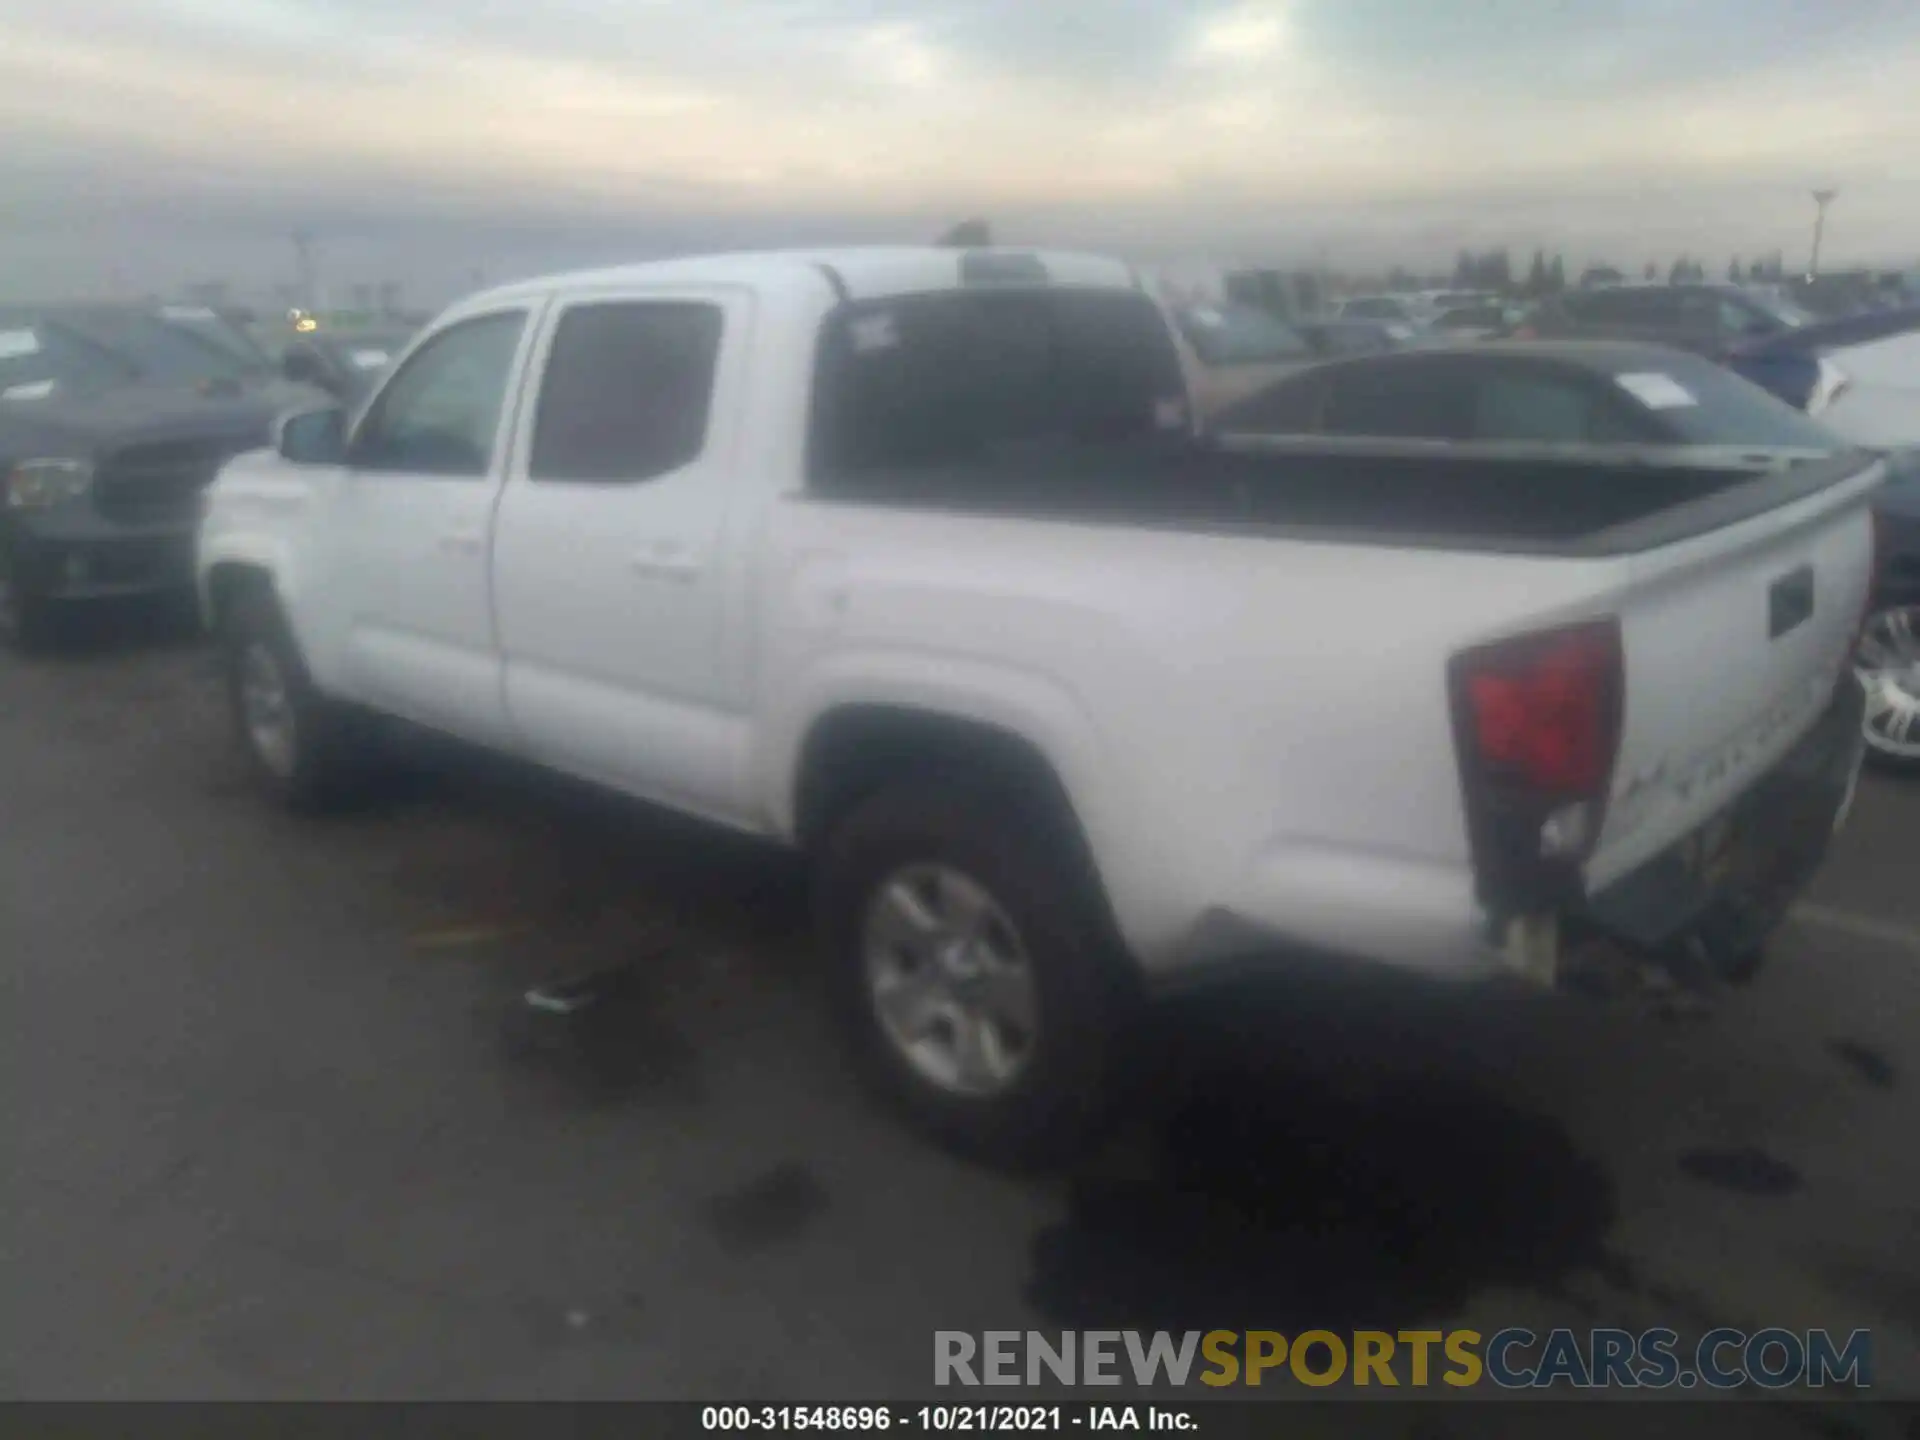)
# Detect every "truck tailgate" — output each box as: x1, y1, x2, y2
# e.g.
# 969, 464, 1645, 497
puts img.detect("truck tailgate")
1584, 456, 1883, 892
